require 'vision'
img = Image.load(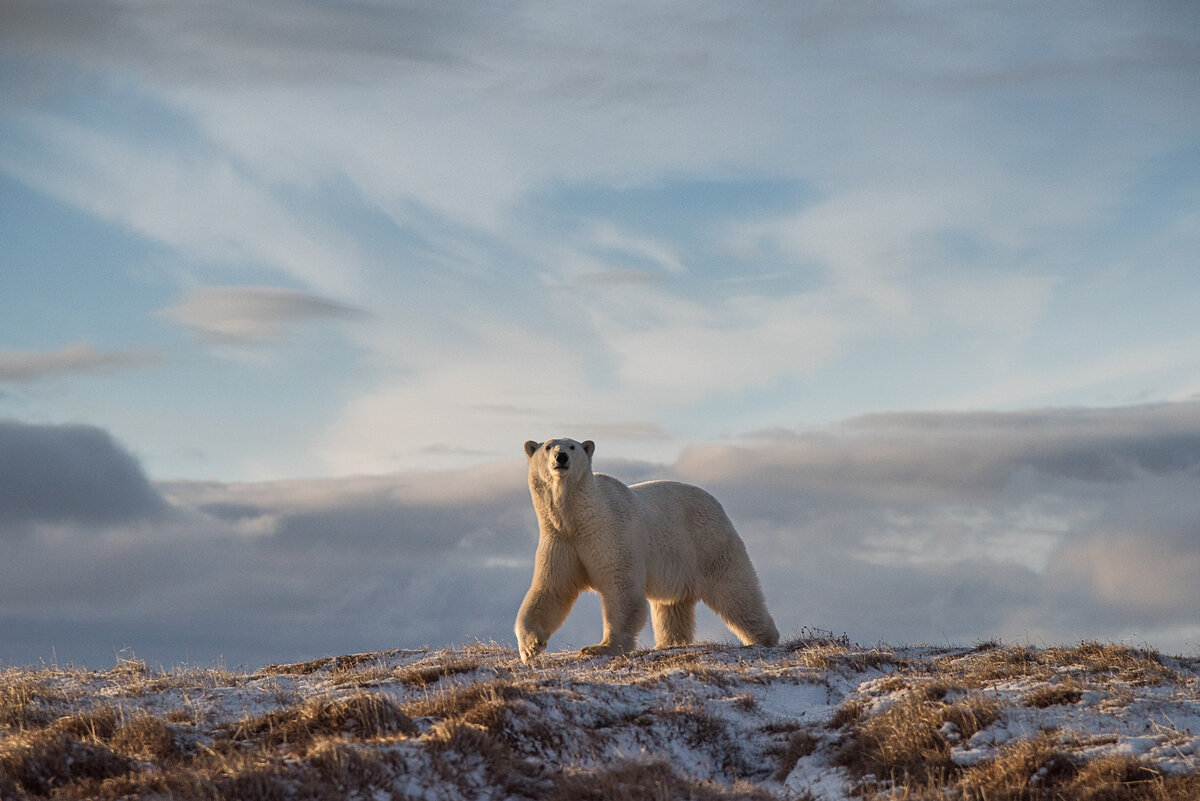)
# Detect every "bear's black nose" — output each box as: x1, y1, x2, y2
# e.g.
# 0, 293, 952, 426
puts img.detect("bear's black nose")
555, 451, 569, 466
